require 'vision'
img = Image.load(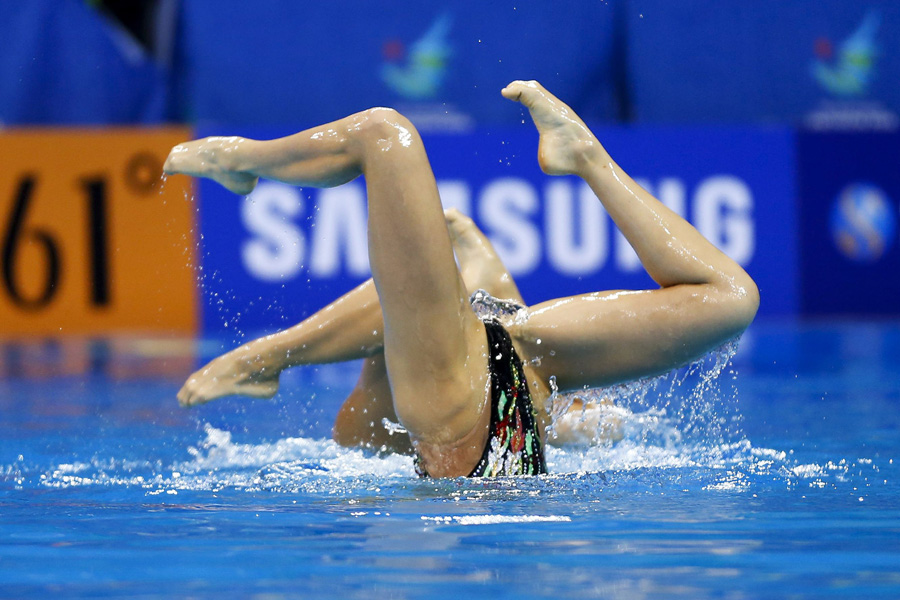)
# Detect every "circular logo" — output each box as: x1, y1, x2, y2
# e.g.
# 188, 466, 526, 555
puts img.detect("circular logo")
830, 183, 896, 262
